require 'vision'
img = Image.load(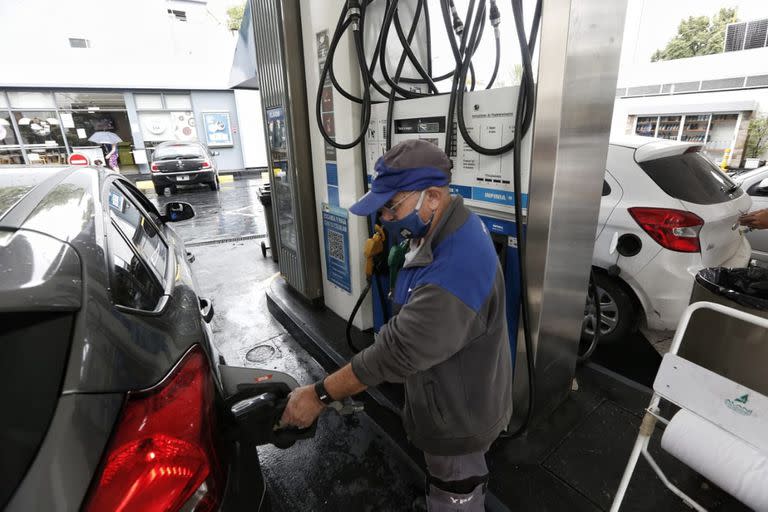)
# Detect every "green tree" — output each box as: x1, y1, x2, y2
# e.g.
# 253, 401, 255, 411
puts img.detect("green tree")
651, 7, 738, 62
227, 3, 246, 31
746, 116, 768, 159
